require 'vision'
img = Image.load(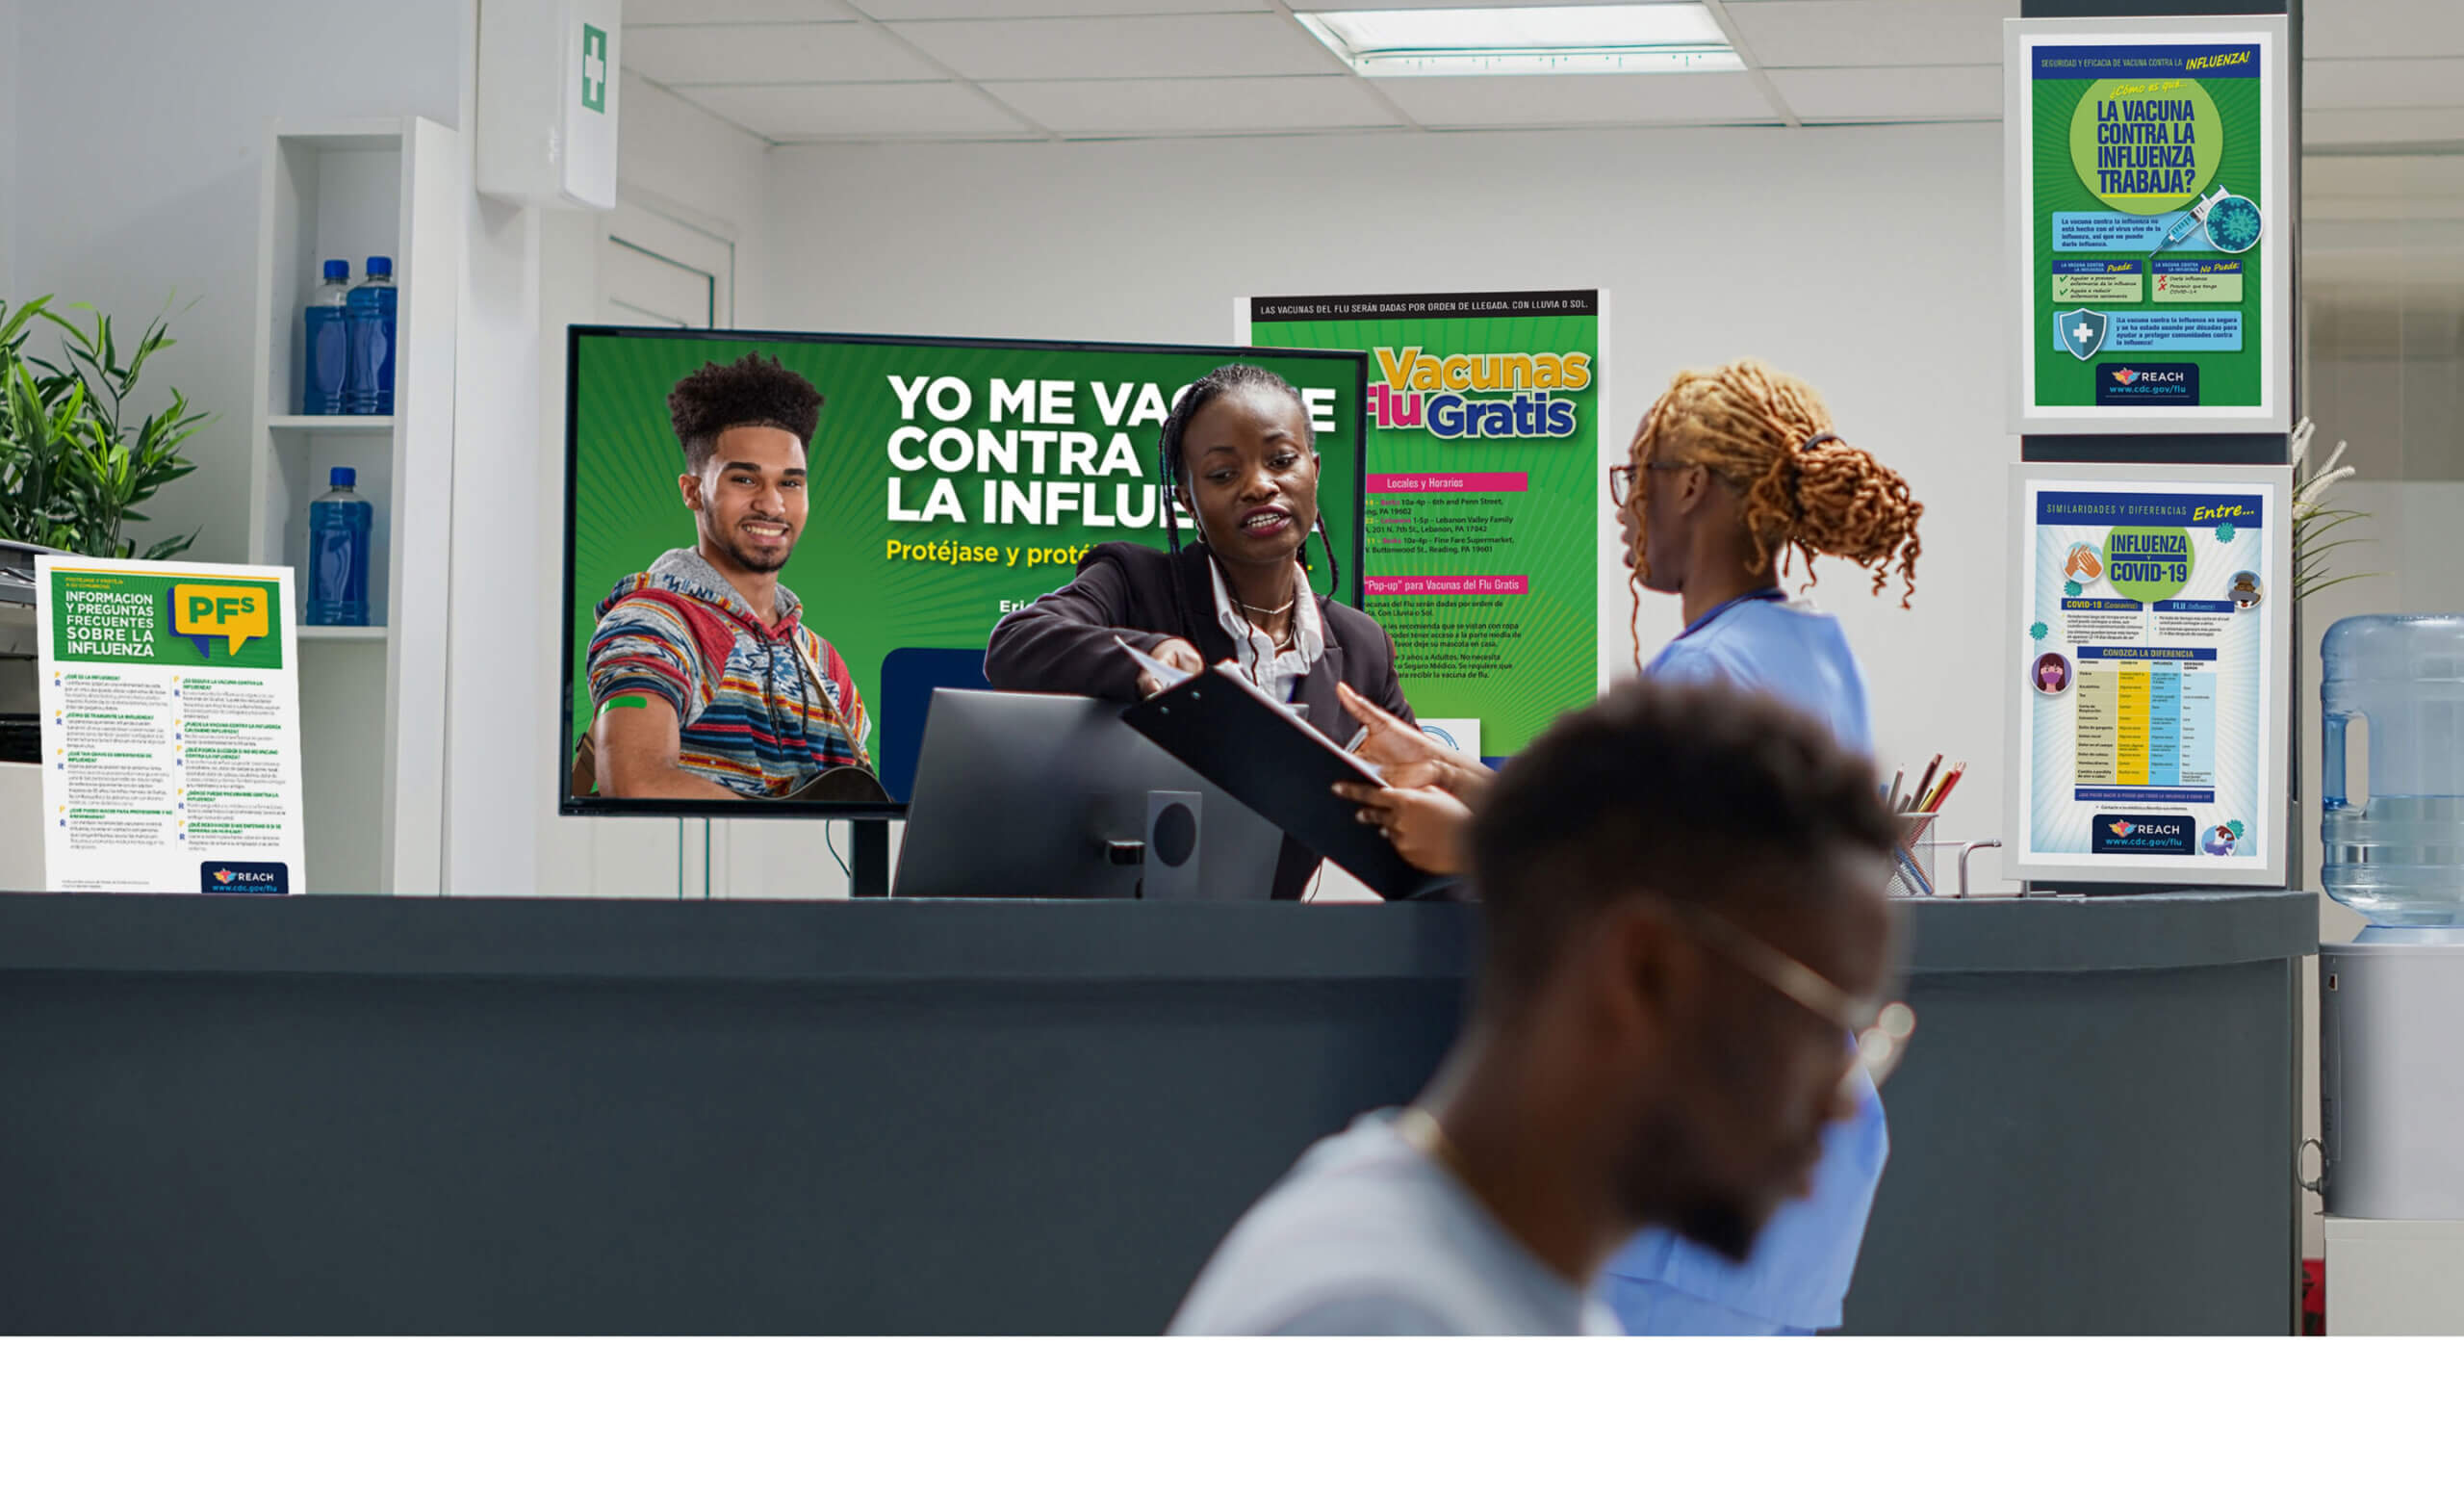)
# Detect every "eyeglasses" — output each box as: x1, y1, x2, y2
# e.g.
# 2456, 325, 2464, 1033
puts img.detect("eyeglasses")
1607, 460, 1697, 509
1664, 897, 1915, 1088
